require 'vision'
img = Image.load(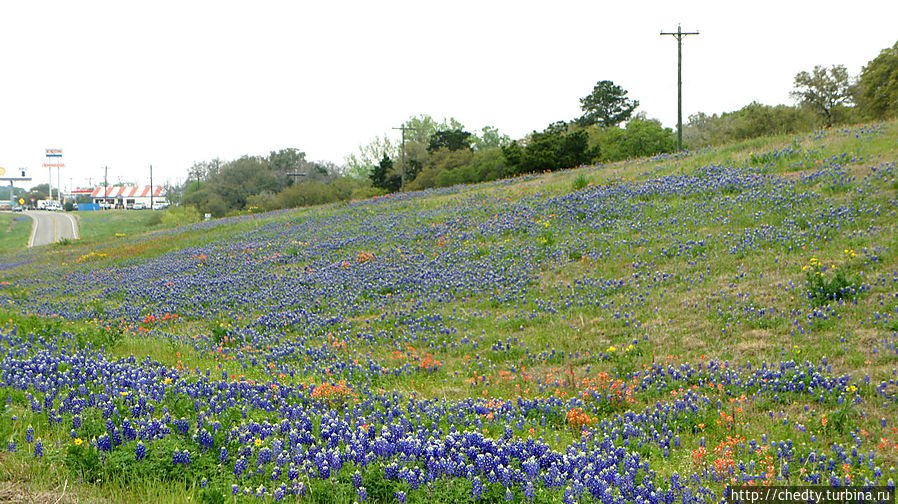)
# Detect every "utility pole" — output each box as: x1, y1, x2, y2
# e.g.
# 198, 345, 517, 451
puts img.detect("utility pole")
661, 24, 699, 151
149, 165, 154, 208
392, 125, 414, 189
